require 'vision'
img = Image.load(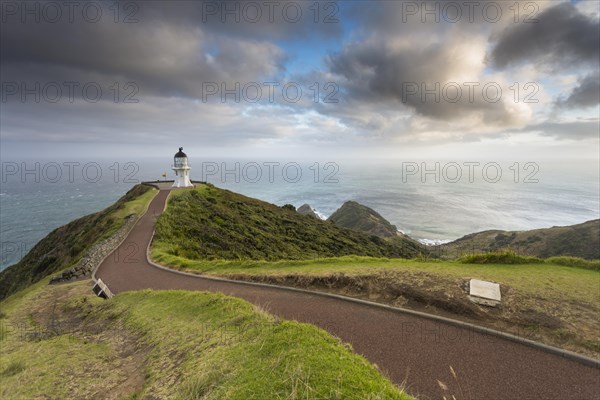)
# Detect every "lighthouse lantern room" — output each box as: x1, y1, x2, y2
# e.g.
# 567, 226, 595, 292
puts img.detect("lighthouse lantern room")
172, 147, 193, 188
